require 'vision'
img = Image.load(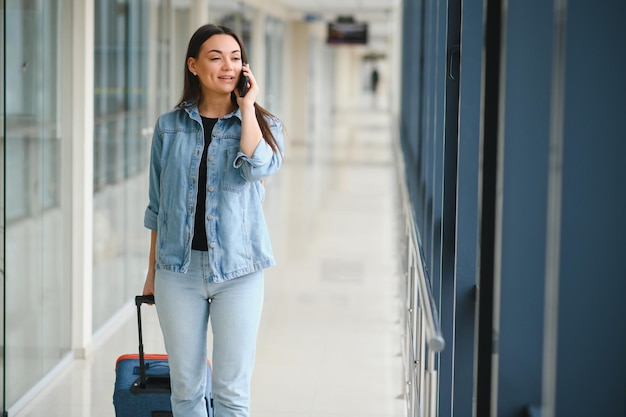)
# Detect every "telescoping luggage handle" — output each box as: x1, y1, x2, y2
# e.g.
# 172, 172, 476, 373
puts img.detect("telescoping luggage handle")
135, 294, 155, 389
